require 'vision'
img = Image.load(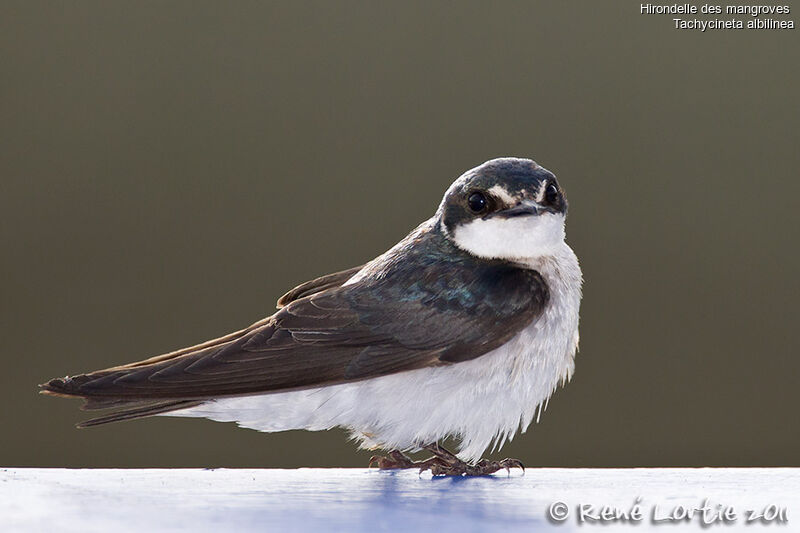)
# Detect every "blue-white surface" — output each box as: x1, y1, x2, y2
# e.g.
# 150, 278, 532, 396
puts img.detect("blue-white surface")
2, 468, 798, 533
